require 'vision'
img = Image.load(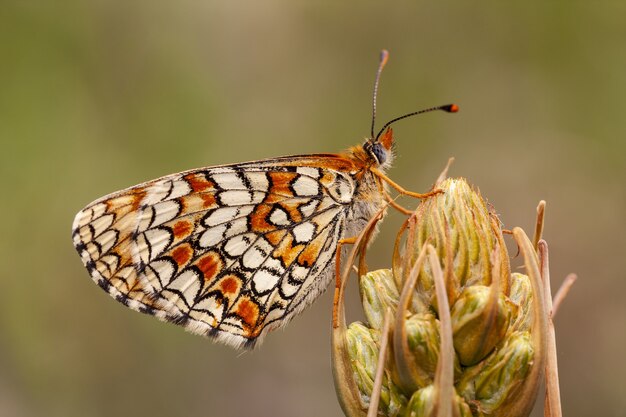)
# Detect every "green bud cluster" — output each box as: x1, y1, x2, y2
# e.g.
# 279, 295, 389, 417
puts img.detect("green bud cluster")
334, 178, 548, 417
